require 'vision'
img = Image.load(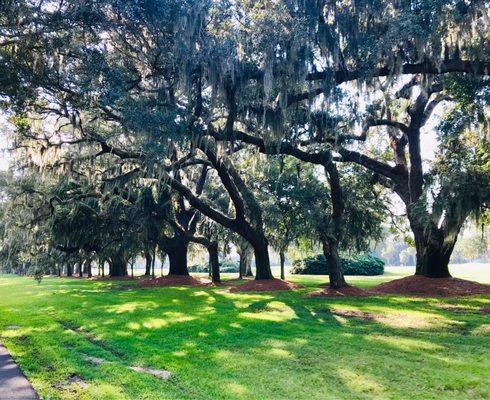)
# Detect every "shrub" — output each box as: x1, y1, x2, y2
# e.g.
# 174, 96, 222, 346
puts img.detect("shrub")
188, 263, 208, 273
290, 253, 384, 276
220, 260, 240, 273
188, 260, 240, 273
